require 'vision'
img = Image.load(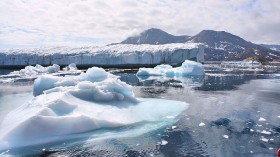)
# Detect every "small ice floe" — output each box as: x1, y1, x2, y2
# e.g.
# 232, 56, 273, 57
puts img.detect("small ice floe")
250, 129, 254, 132
223, 135, 229, 139
268, 147, 273, 150
260, 137, 269, 142
171, 126, 177, 129
166, 116, 175, 119
261, 130, 271, 135
199, 122, 206, 127
277, 115, 280, 118
136, 143, 140, 146
161, 140, 168, 145
270, 138, 274, 141
257, 111, 261, 113
250, 151, 253, 154
258, 117, 266, 122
